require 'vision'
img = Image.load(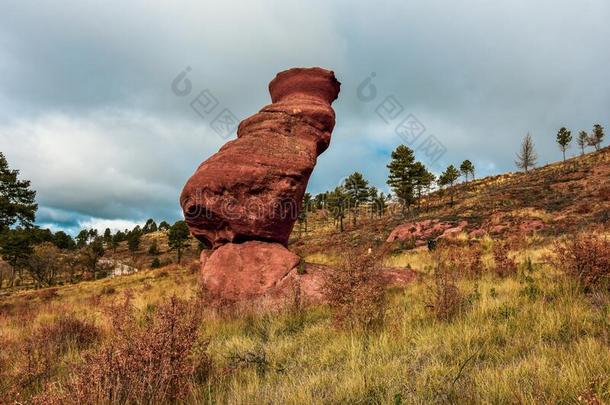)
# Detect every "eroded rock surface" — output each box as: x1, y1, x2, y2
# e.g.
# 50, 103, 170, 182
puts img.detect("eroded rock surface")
201, 241, 301, 303
182, 68, 341, 306
181, 67, 340, 249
